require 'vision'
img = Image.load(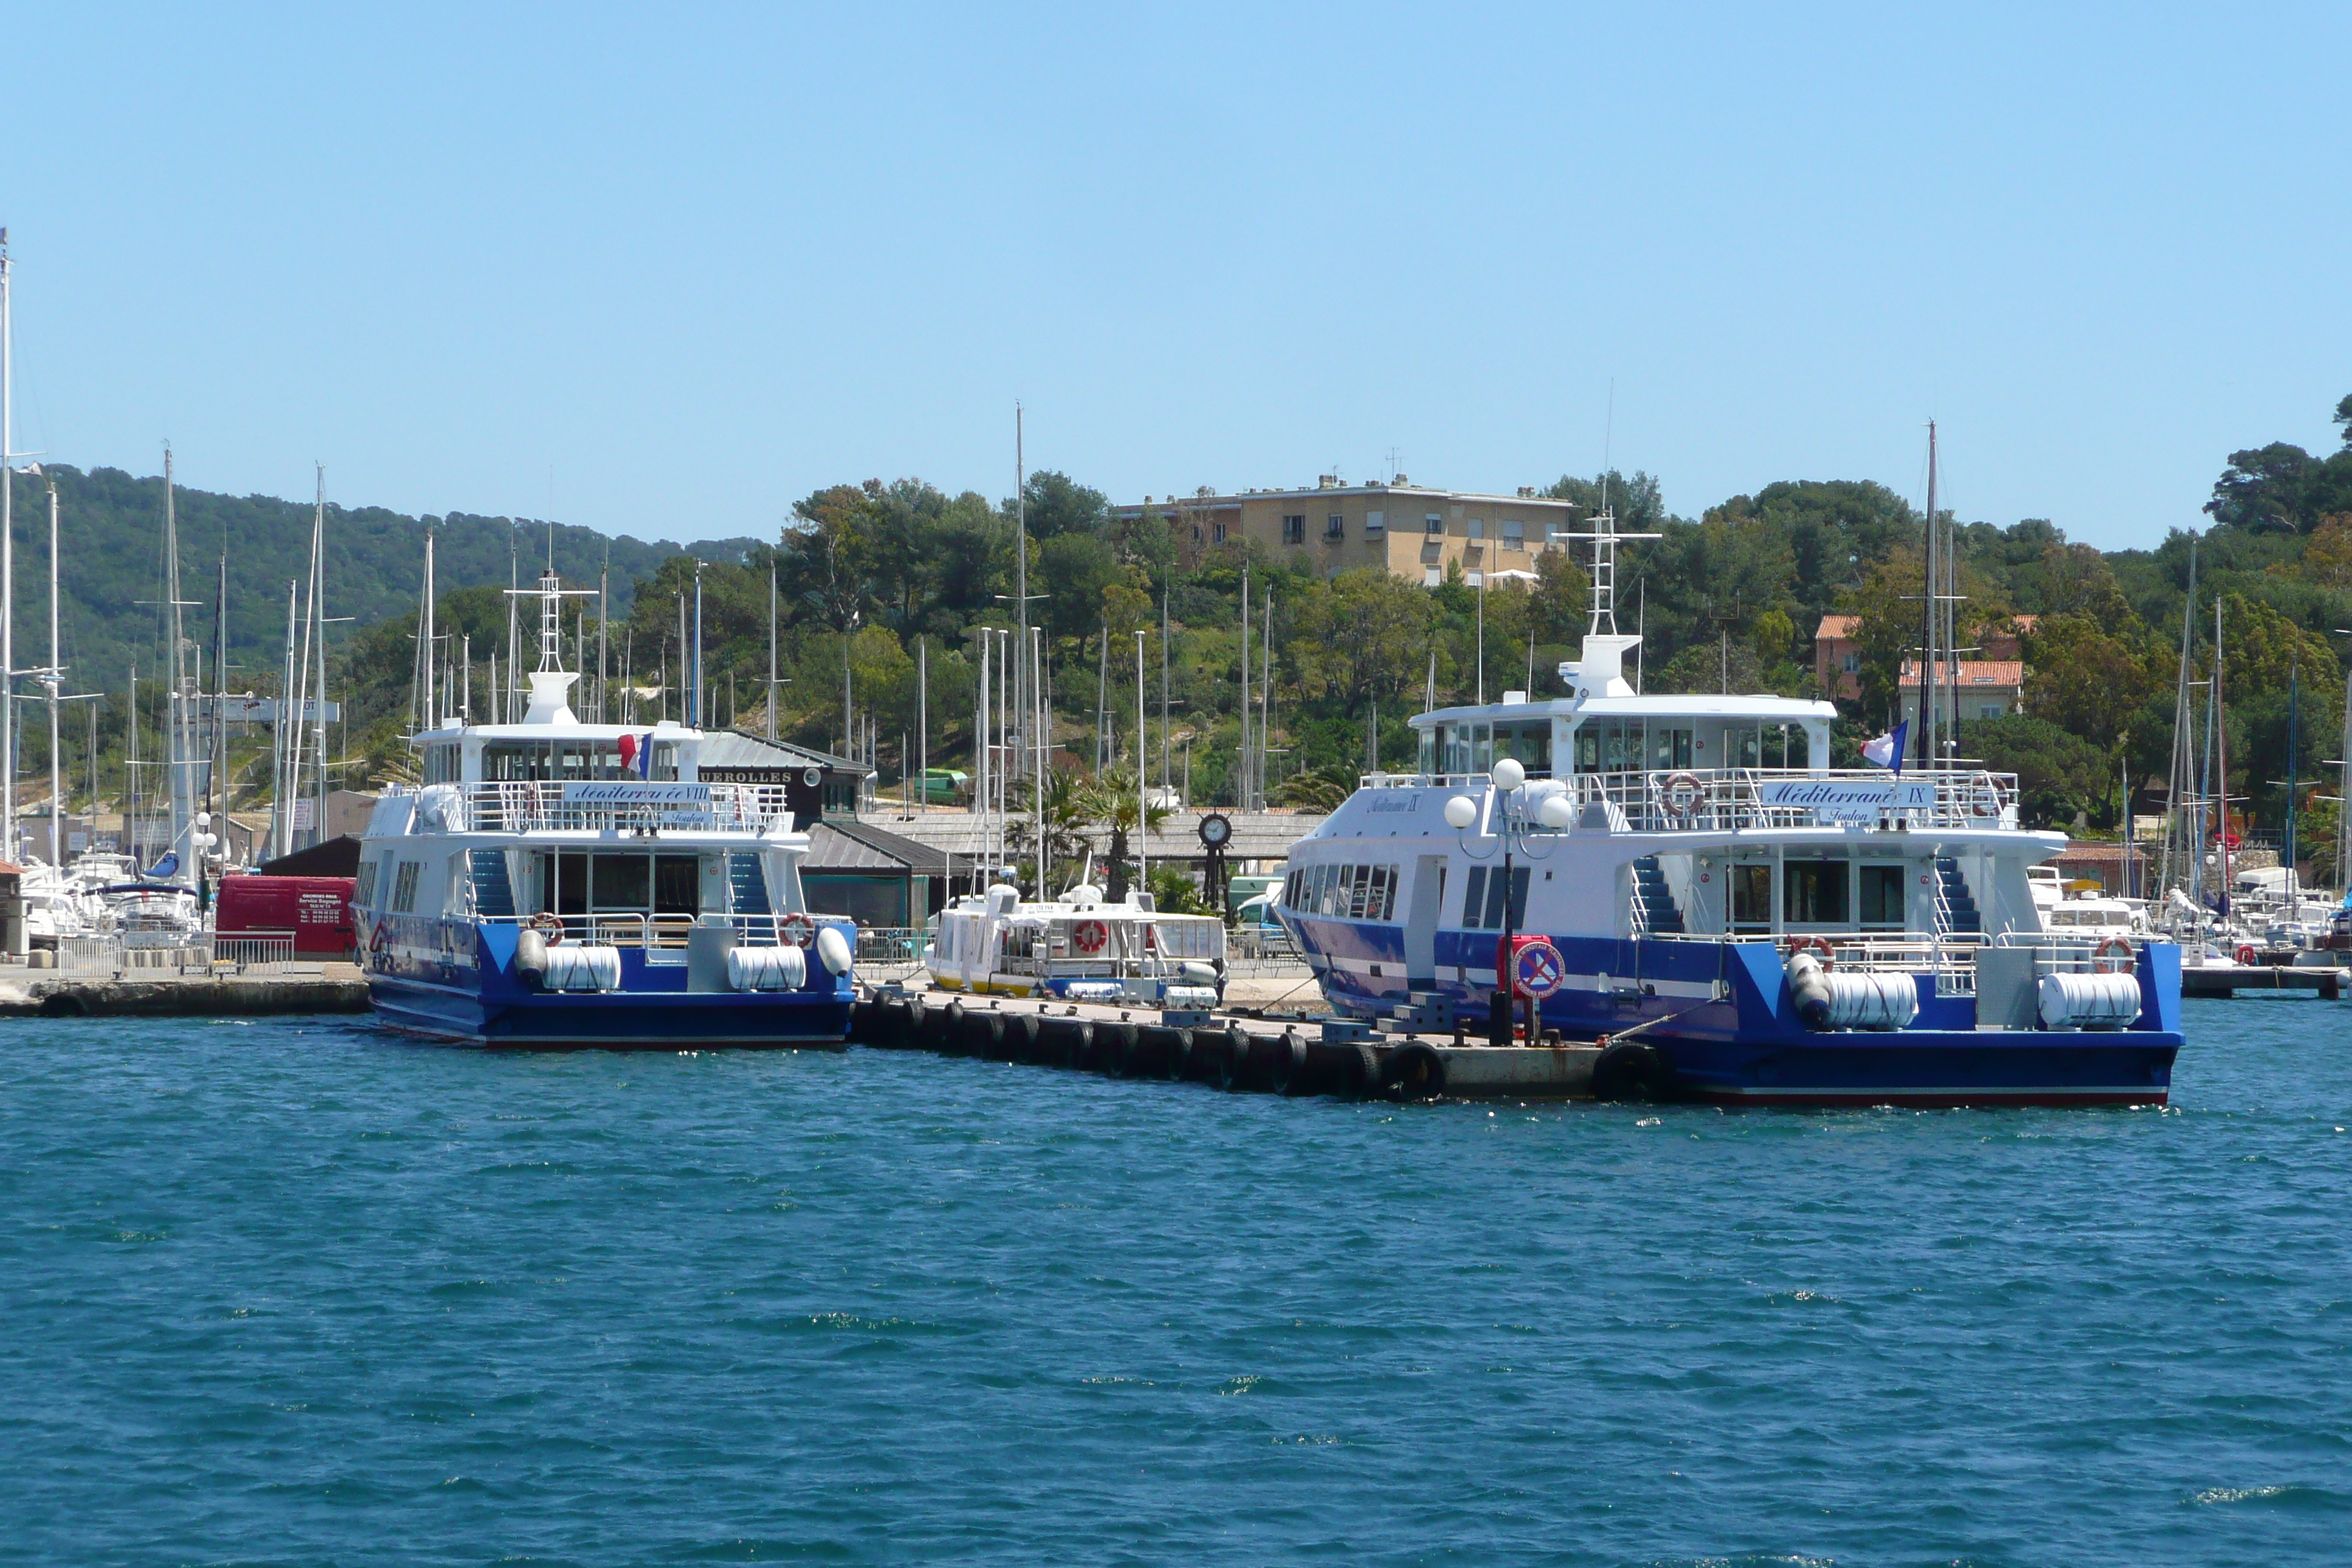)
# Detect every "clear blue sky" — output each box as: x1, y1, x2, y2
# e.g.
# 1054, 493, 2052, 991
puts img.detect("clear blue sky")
4, 4, 2345, 551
